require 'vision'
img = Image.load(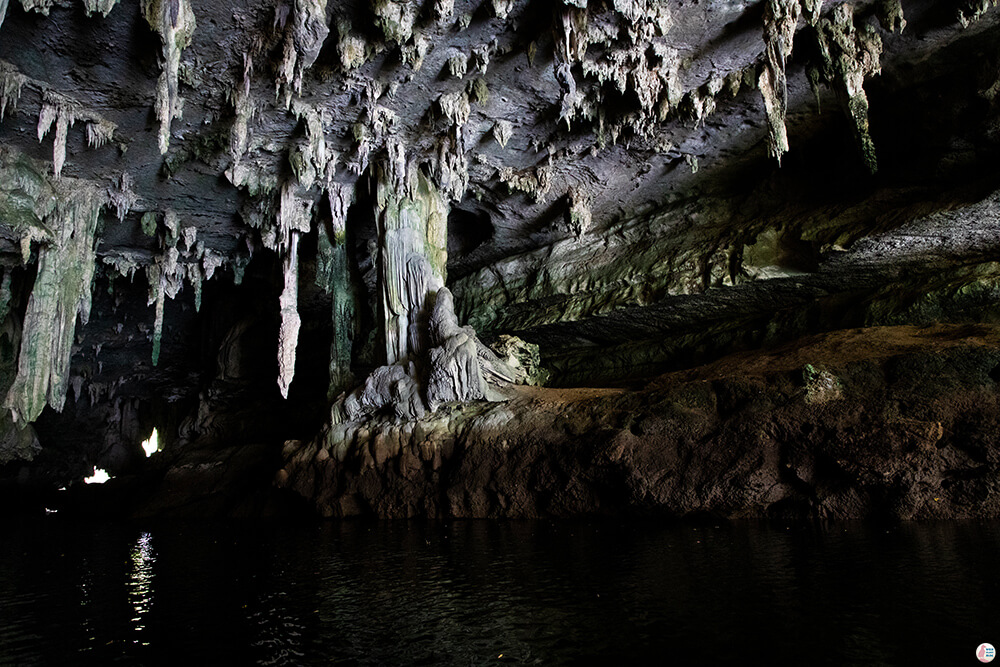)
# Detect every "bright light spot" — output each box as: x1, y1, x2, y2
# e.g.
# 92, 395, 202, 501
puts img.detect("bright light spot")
141, 429, 159, 458
83, 468, 111, 484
